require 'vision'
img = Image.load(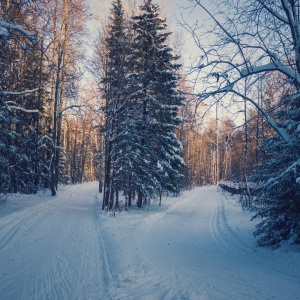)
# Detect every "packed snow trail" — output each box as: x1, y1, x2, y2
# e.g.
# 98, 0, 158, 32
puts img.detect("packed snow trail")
0, 183, 300, 299
0, 183, 107, 300
100, 186, 300, 300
